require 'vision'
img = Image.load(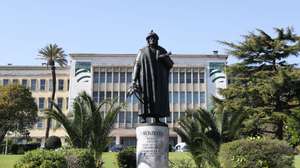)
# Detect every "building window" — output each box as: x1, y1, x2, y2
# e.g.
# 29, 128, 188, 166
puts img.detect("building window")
48, 97, 52, 109
193, 92, 199, 104
106, 91, 112, 100
133, 112, 138, 124
173, 92, 179, 104
3, 79, 9, 86
193, 72, 198, 83
180, 112, 186, 119
58, 79, 64, 91
37, 118, 44, 129
113, 92, 118, 100
126, 111, 131, 124
119, 111, 125, 124
169, 72, 172, 83
166, 116, 171, 123
126, 72, 132, 83
120, 72, 126, 83
133, 95, 139, 104
179, 72, 185, 83
186, 72, 191, 83
200, 72, 205, 83
113, 72, 119, 83
100, 72, 105, 83
93, 72, 99, 84
13, 79, 19, 84
99, 92, 105, 102
169, 92, 172, 103
39, 97, 45, 110
107, 72, 112, 83
200, 92, 205, 104
31, 79, 36, 91
187, 92, 192, 105
21, 79, 28, 87
66, 97, 69, 109
173, 72, 178, 83
40, 79, 46, 91
57, 97, 63, 109
67, 79, 70, 90
120, 92, 125, 102
93, 92, 99, 103
49, 80, 53, 91
173, 112, 179, 123
180, 92, 185, 103
126, 95, 132, 104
